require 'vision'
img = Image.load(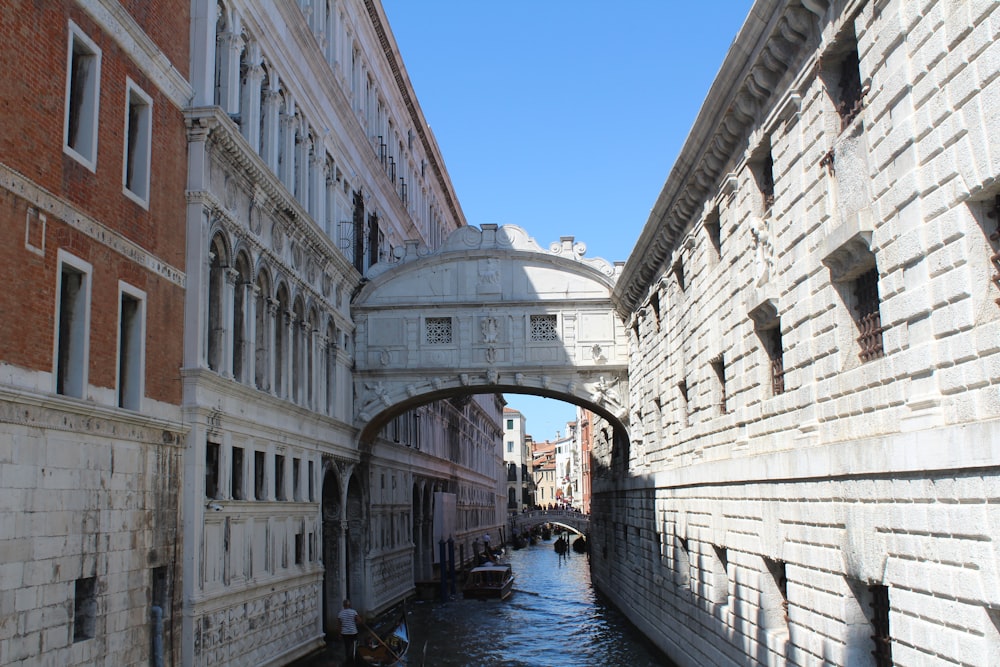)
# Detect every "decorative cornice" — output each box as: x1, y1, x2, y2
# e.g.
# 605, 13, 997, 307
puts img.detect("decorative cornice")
0, 162, 185, 287
0, 386, 186, 446
185, 107, 358, 298
613, 0, 824, 318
